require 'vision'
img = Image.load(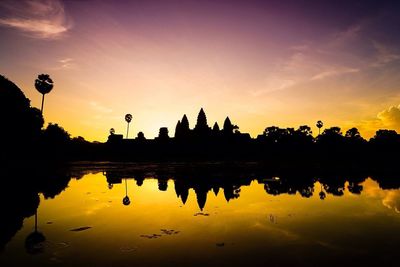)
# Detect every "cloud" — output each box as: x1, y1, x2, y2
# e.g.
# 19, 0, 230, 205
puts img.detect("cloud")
0, 0, 71, 39
55, 58, 77, 70
250, 79, 296, 96
376, 105, 400, 129
369, 41, 400, 68
89, 101, 113, 114
382, 191, 400, 213
363, 179, 400, 213
311, 67, 360, 81
352, 105, 400, 138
